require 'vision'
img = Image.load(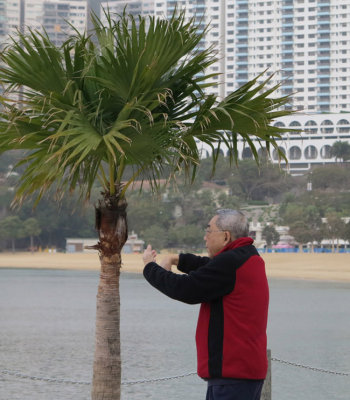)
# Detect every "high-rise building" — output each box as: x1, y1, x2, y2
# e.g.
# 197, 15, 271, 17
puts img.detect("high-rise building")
3, 1, 346, 173
0, 0, 88, 47
101, 0, 154, 20
153, 0, 350, 114
0, 1, 9, 45
151, 0, 350, 173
